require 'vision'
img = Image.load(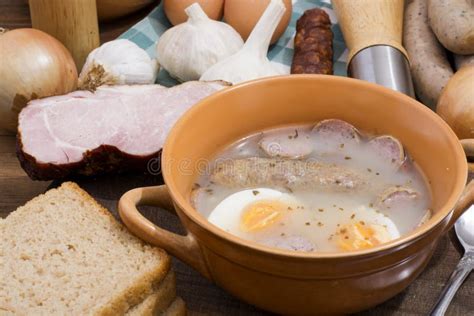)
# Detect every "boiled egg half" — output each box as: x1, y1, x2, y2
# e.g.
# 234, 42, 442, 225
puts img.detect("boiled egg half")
208, 188, 299, 236
334, 206, 400, 252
